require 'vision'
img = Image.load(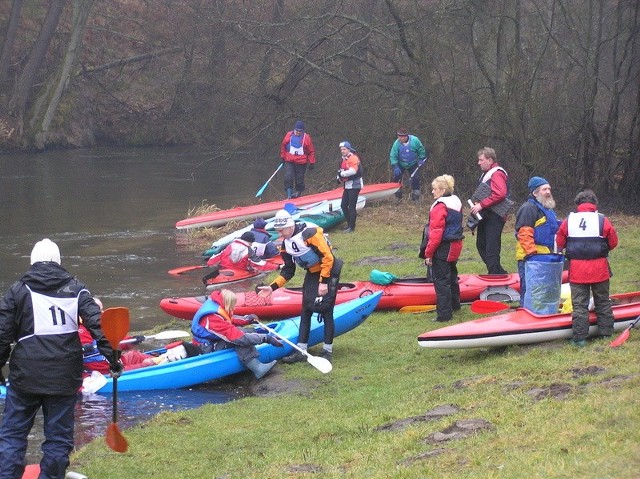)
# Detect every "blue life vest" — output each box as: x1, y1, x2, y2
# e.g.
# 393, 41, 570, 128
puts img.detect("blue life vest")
191, 299, 231, 346
397, 137, 419, 166
528, 198, 558, 249
435, 195, 464, 241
